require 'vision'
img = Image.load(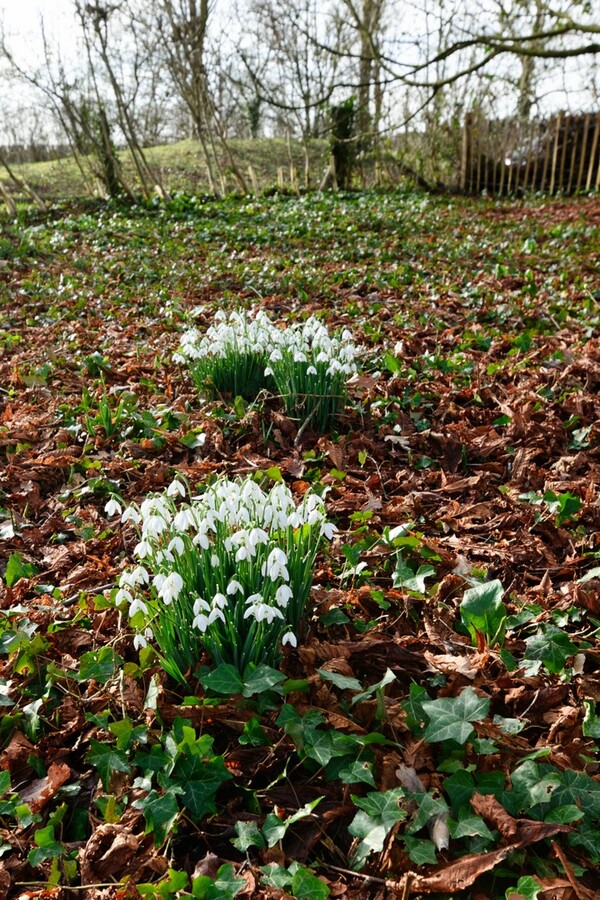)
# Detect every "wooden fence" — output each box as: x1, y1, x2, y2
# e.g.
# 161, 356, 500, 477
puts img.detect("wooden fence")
461, 112, 600, 195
